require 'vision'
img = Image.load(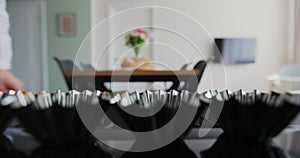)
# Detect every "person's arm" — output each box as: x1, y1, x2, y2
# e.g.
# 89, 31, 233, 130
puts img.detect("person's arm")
0, 0, 23, 91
